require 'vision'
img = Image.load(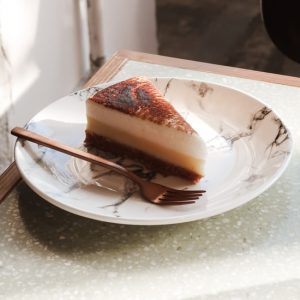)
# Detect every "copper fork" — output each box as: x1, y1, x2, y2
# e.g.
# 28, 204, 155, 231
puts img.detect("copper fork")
11, 127, 205, 205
